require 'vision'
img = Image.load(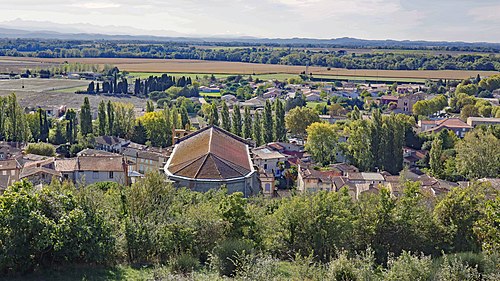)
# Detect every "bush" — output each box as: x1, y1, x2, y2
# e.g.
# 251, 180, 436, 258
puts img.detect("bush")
170, 253, 200, 275
384, 251, 432, 281
25, 142, 55, 156
212, 239, 253, 277
436, 254, 481, 281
